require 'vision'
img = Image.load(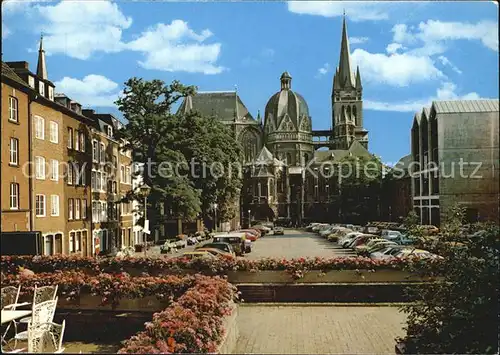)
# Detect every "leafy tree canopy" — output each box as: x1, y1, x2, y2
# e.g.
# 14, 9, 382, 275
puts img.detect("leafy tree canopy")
115, 78, 242, 223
